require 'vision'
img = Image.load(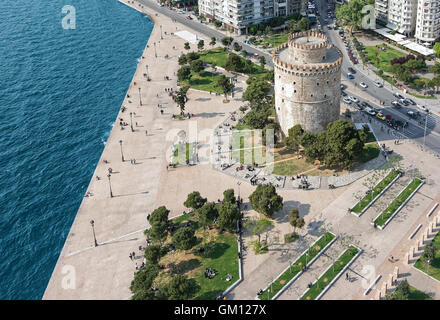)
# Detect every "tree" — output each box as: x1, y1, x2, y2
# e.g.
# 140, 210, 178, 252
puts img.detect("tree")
249, 184, 283, 218
193, 6, 199, 15
221, 36, 234, 49
184, 42, 190, 51
223, 189, 236, 204
164, 274, 196, 300
423, 242, 436, 263
210, 37, 216, 46
289, 208, 304, 233
144, 245, 161, 265
218, 201, 240, 231
433, 42, 440, 58
184, 191, 207, 210
214, 20, 222, 29
243, 109, 269, 129
259, 56, 266, 69
197, 202, 218, 229
175, 86, 189, 115
243, 217, 273, 244
149, 206, 169, 229
217, 75, 233, 100
197, 39, 204, 51
386, 279, 410, 300
241, 49, 248, 57
285, 124, 304, 153
225, 53, 245, 73
430, 62, 440, 75
190, 59, 204, 74
186, 51, 200, 62
177, 65, 191, 82
296, 17, 309, 31
172, 226, 197, 250
178, 54, 187, 65
335, 0, 370, 32
233, 42, 242, 52
130, 262, 158, 300
242, 79, 271, 108
264, 25, 272, 36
